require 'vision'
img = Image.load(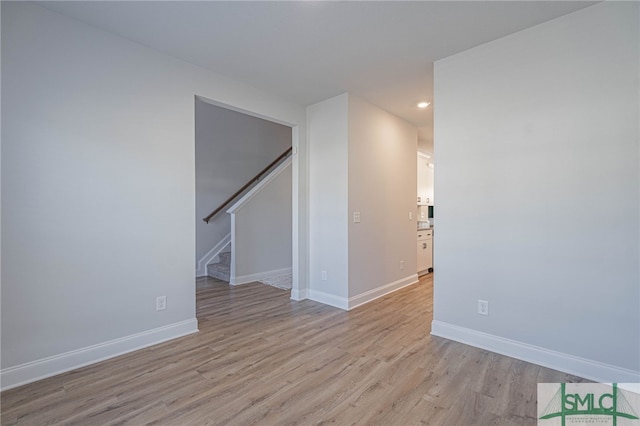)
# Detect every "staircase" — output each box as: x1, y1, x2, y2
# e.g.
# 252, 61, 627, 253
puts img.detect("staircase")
207, 248, 231, 282
199, 147, 293, 284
